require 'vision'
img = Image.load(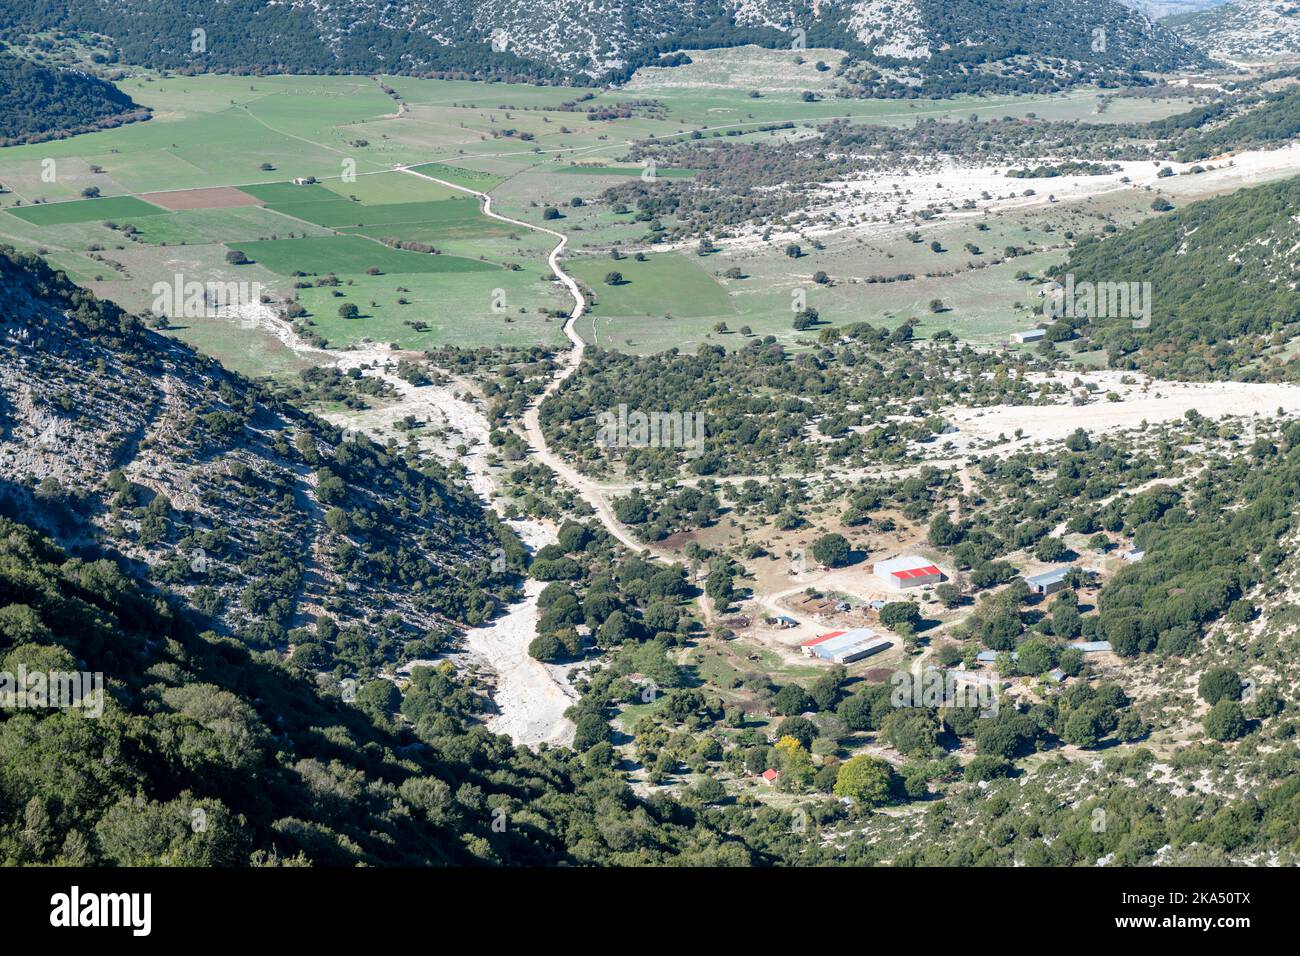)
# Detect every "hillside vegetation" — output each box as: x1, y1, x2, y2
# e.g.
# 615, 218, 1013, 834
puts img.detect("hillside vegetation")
1048, 175, 1300, 380
0, 247, 519, 668
0, 0, 1208, 88
0, 49, 147, 145
0, 512, 803, 865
